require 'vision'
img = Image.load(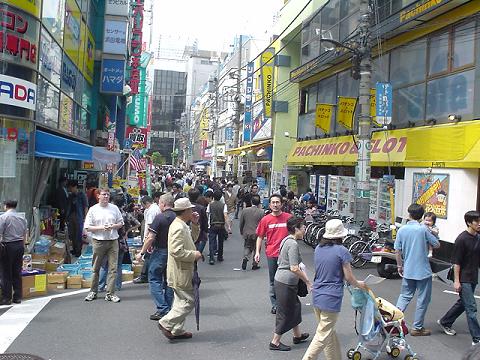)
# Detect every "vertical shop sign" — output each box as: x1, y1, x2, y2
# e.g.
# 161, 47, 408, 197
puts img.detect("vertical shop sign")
412, 173, 449, 218
59, 93, 74, 133
105, 0, 129, 16
0, 7, 40, 70
199, 108, 209, 140
376, 82, 392, 125
78, 21, 86, 76
61, 55, 77, 97
260, 48, 275, 119
103, 20, 127, 55
127, 0, 144, 95
64, 0, 81, 66
315, 103, 333, 133
127, 57, 147, 127
100, 59, 125, 94
84, 28, 95, 85
243, 62, 254, 142
337, 97, 357, 130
